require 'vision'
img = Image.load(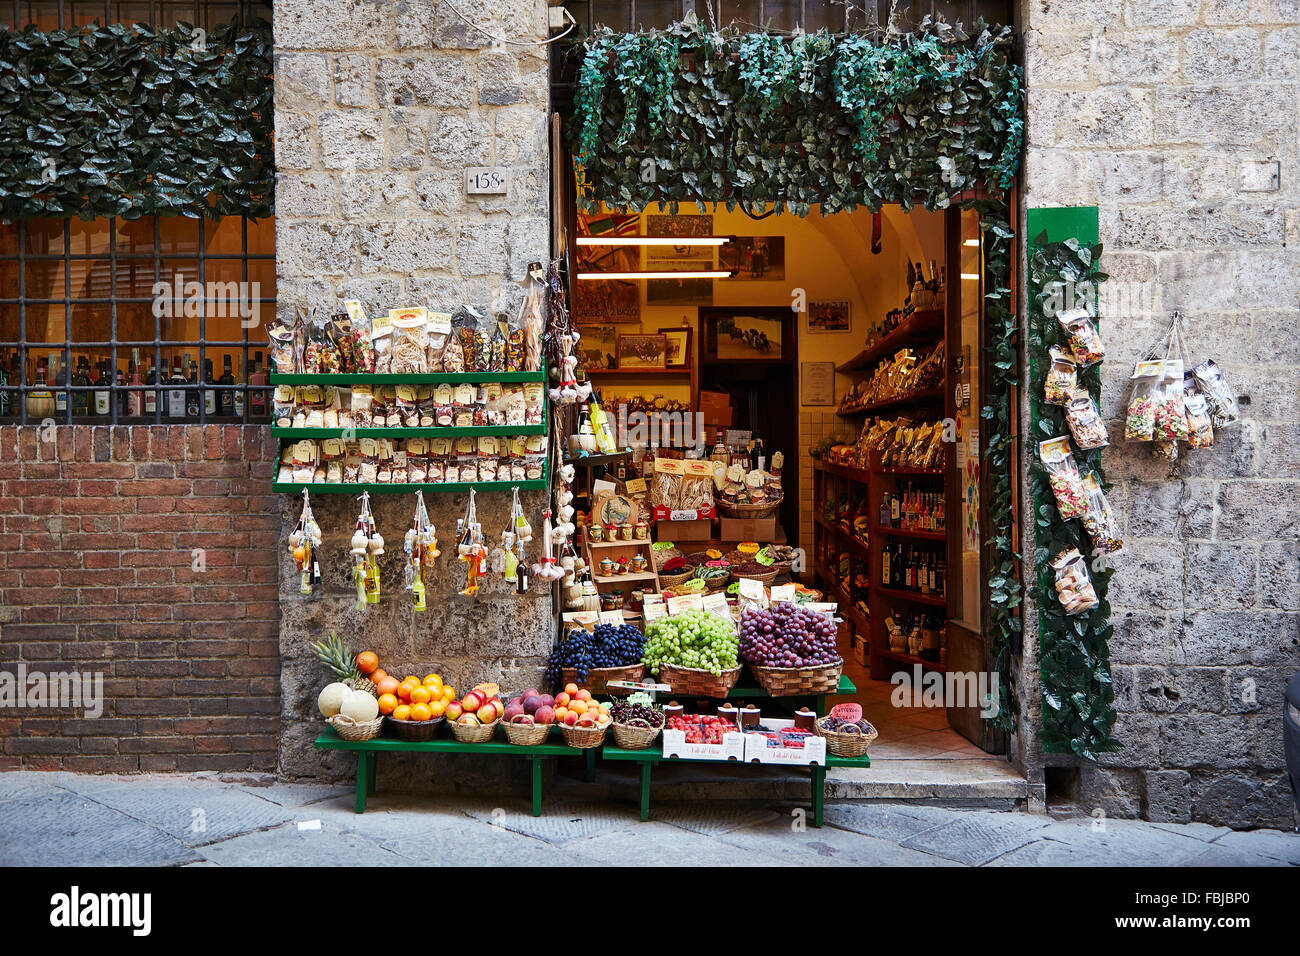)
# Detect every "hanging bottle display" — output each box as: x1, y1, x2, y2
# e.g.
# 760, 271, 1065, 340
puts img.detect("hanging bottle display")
455, 489, 489, 596
289, 490, 322, 595
350, 491, 382, 608
402, 491, 439, 611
